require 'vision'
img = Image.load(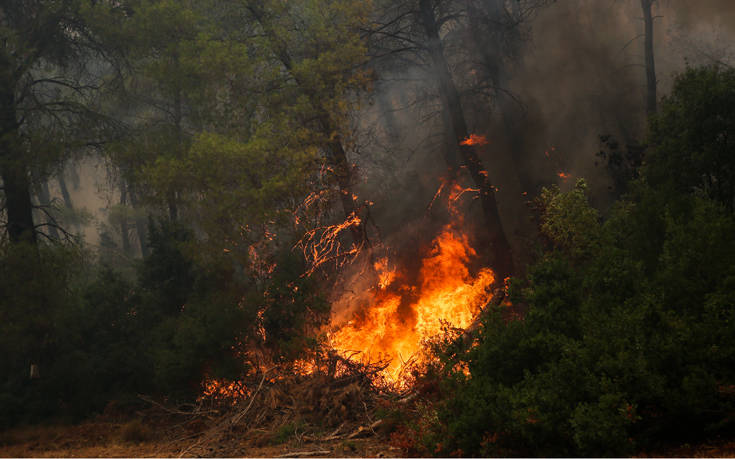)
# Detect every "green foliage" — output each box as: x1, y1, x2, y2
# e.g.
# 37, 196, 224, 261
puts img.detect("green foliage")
536, 179, 601, 259
404, 67, 735, 456
273, 420, 307, 444
0, 243, 148, 425
417, 180, 735, 456
0, 214, 330, 427
645, 65, 735, 211
259, 250, 330, 362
